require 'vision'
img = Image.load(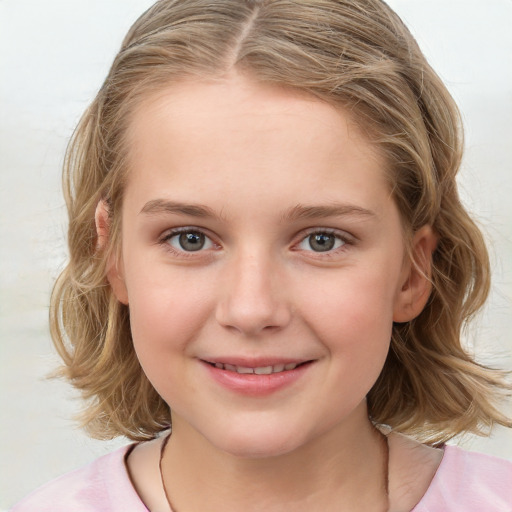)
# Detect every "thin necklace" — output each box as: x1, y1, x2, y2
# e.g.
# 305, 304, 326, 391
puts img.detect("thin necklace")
159, 431, 390, 511
381, 430, 390, 510
159, 434, 174, 511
